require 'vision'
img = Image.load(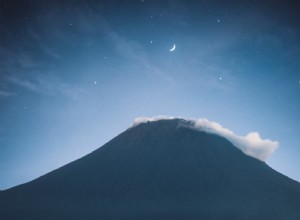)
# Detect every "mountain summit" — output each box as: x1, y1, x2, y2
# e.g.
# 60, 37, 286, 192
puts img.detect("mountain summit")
1, 119, 300, 219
